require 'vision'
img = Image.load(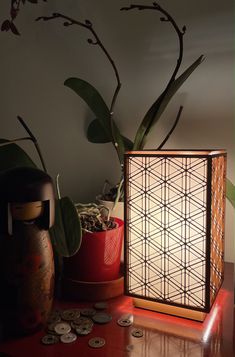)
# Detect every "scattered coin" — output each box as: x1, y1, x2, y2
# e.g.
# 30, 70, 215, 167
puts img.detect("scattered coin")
94, 302, 108, 310
60, 332, 77, 344
47, 322, 57, 332
80, 308, 96, 317
119, 314, 134, 323
88, 337, 106, 348
92, 312, 112, 324
61, 308, 80, 321
117, 318, 132, 327
76, 325, 93, 336
131, 328, 143, 338
47, 310, 61, 324
54, 322, 71, 335
71, 316, 94, 329
41, 334, 59, 345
